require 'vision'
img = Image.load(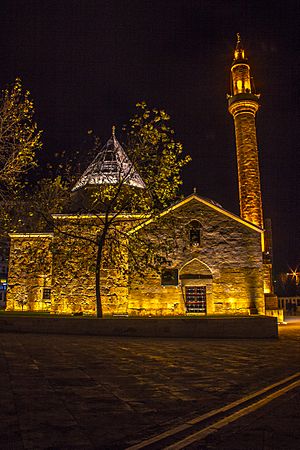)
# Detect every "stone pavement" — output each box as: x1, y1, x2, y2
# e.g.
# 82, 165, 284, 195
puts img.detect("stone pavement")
0, 317, 299, 449
187, 386, 300, 450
